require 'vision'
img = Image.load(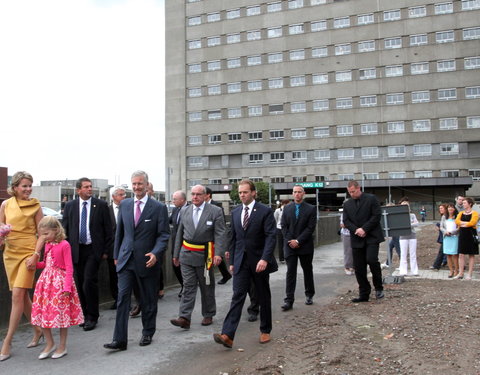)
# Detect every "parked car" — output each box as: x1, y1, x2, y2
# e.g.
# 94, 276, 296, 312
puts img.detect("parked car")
41, 206, 63, 222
